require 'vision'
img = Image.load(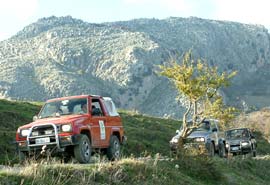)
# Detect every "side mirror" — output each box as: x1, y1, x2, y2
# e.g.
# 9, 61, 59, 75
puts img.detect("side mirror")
33, 115, 38, 121
212, 128, 218, 132
176, 130, 180, 134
